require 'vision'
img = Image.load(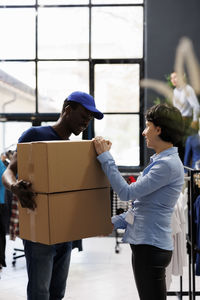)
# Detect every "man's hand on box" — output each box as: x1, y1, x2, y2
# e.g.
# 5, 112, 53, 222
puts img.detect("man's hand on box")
11, 180, 37, 210
93, 136, 112, 155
